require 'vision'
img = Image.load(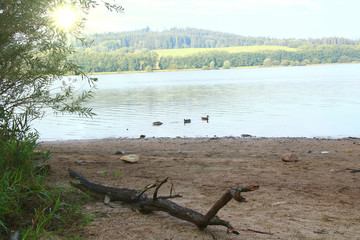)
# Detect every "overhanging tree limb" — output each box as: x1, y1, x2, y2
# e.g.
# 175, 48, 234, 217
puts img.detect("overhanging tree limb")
0, 0, 124, 118
69, 169, 259, 234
